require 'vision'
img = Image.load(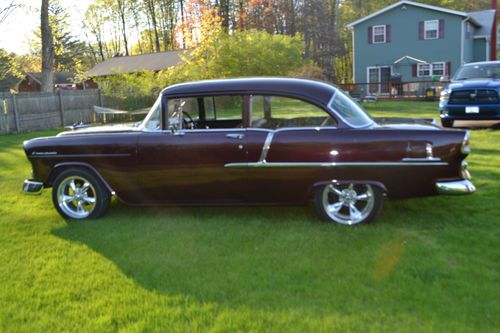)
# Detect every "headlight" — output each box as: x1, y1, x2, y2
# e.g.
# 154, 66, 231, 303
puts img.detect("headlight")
440, 89, 449, 102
